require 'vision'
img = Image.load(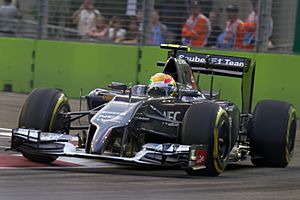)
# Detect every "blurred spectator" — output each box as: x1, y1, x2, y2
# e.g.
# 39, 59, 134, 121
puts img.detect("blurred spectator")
0, 0, 19, 8
149, 10, 168, 45
0, 0, 21, 35
13, 0, 19, 9
159, 0, 190, 44
198, 0, 213, 18
242, 0, 273, 49
72, 0, 101, 37
181, 4, 210, 47
217, 4, 243, 49
242, 0, 258, 49
205, 11, 222, 47
136, 9, 143, 32
86, 16, 108, 41
108, 16, 126, 43
122, 16, 139, 44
